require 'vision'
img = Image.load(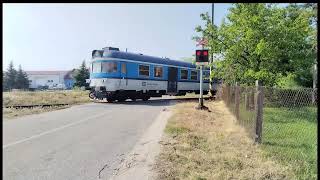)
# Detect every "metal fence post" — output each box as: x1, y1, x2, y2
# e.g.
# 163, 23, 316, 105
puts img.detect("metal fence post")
224, 85, 228, 104
255, 80, 264, 143
250, 87, 255, 111
227, 85, 231, 105
235, 82, 240, 121
312, 63, 317, 104
245, 86, 250, 110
